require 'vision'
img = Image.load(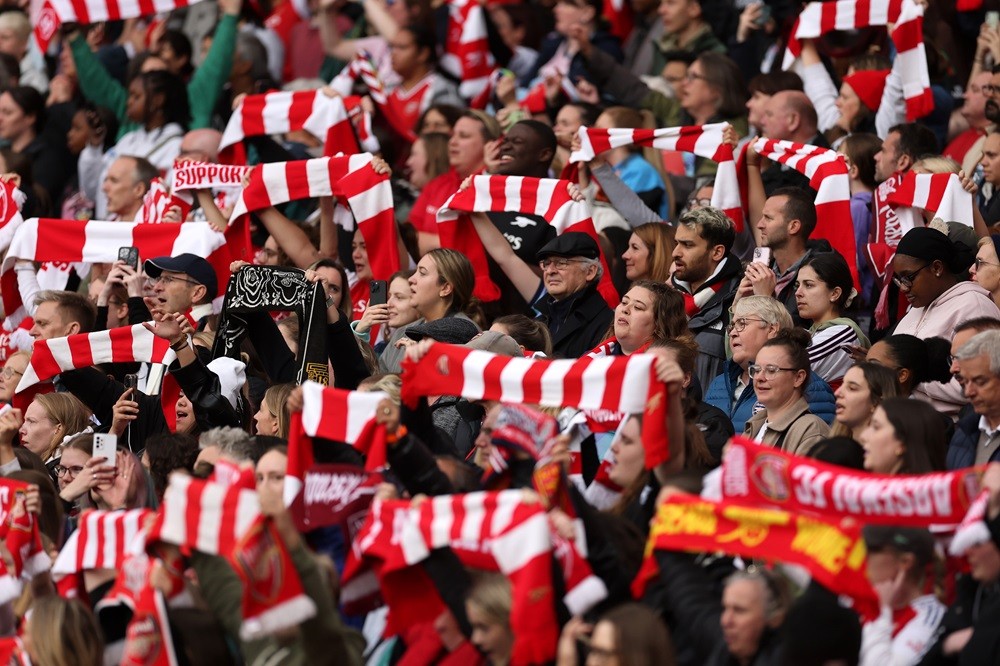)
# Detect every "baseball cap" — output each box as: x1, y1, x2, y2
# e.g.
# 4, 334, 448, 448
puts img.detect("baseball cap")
144, 253, 218, 300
